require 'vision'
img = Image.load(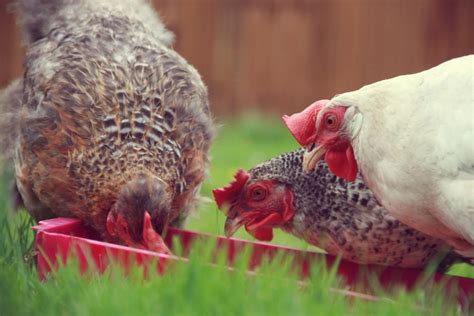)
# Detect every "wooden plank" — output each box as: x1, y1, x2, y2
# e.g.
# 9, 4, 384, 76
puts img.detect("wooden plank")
0, 0, 473, 116
0, 0, 24, 87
